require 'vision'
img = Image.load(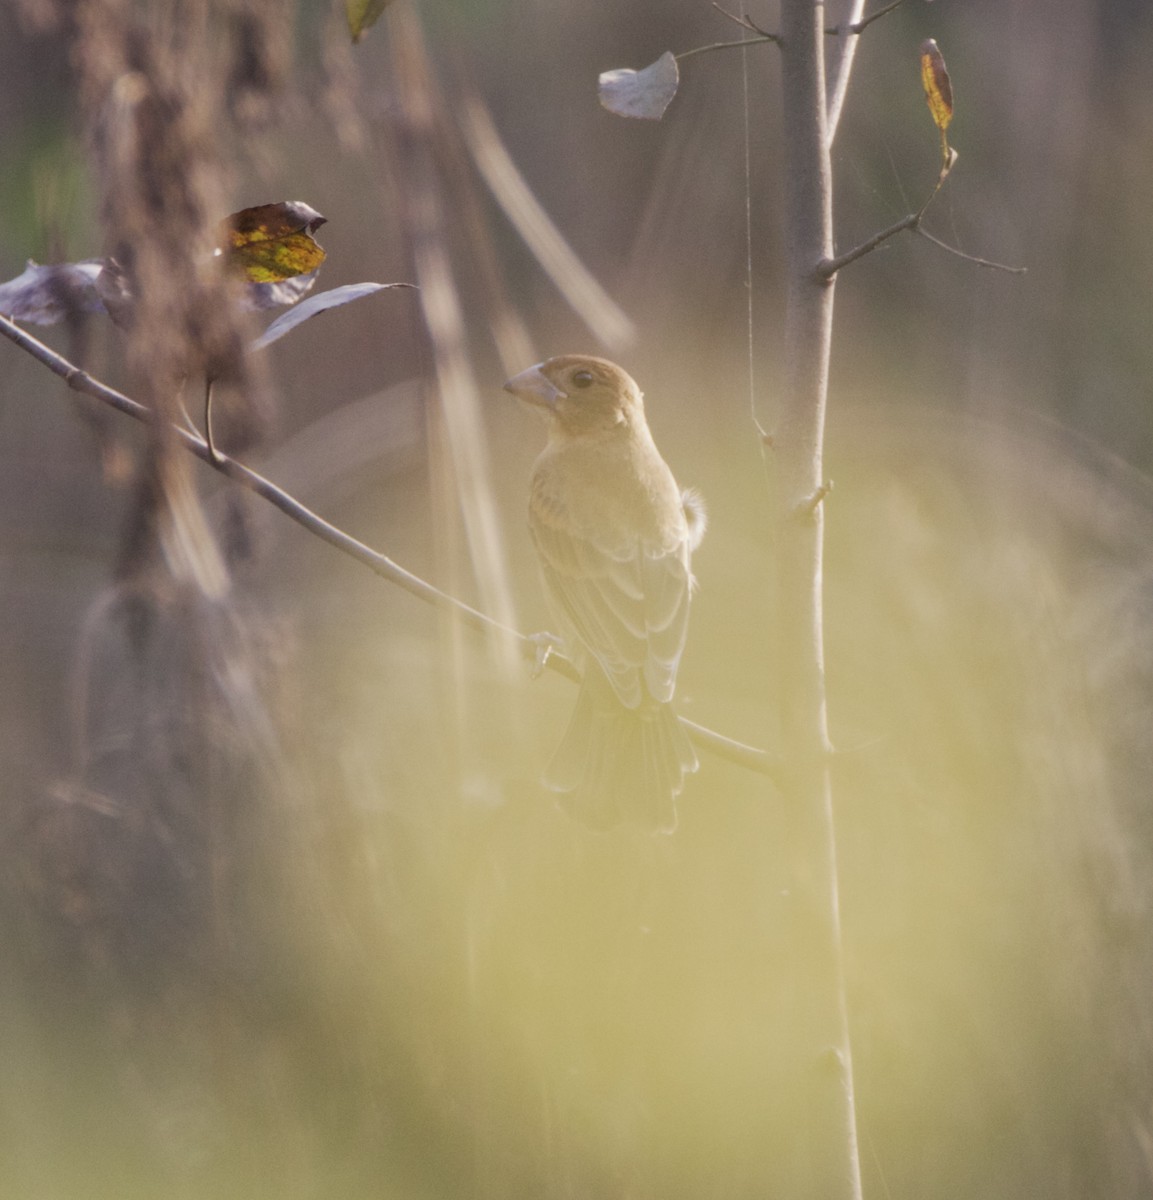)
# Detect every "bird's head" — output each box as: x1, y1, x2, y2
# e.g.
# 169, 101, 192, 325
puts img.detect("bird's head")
503, 355, 644, 437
